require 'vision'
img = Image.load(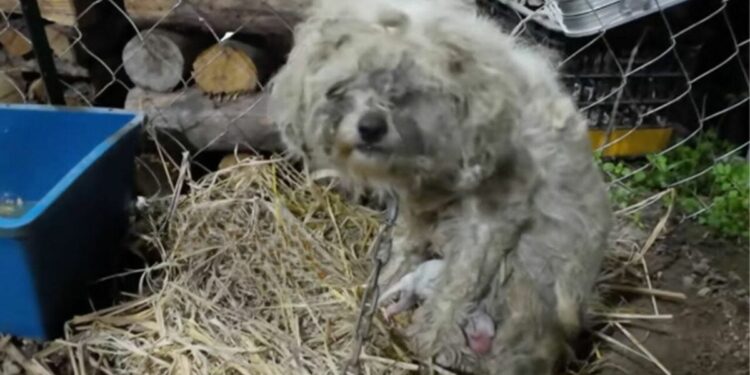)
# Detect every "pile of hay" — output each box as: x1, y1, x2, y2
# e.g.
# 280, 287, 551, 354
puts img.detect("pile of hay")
23, 155, 677, 375
44, 155, 422, 374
